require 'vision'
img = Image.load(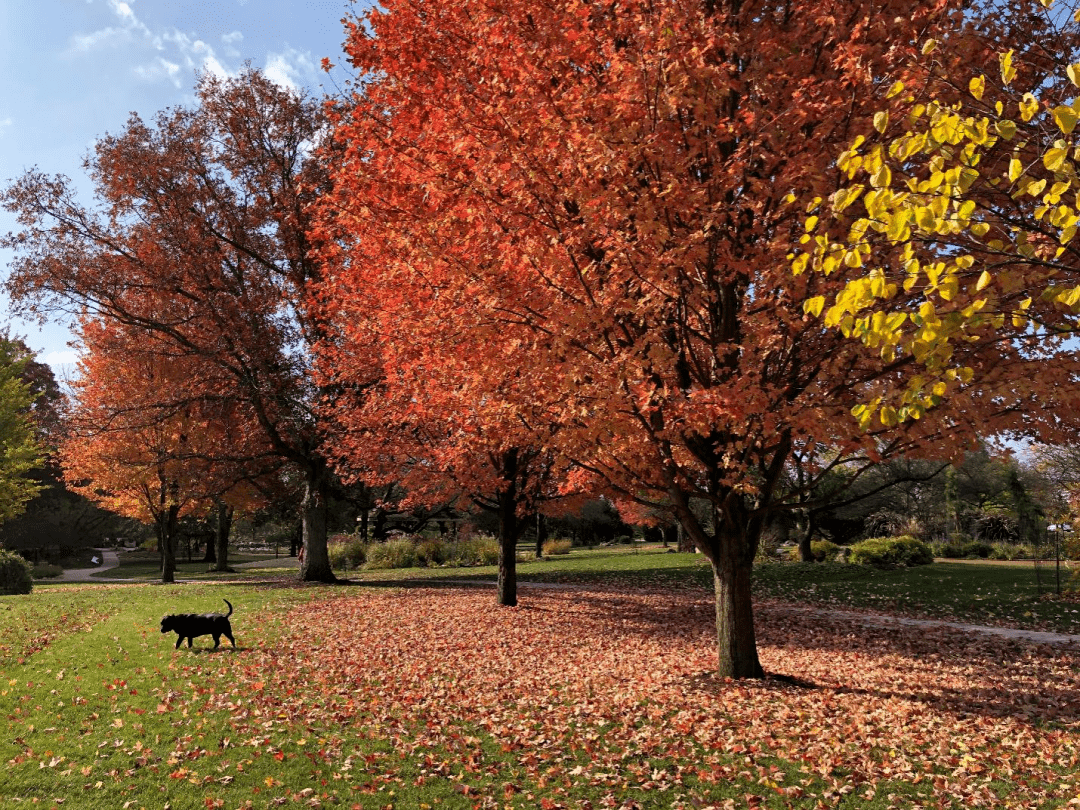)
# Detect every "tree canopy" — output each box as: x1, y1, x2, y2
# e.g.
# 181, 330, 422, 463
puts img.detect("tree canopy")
312, 0, 1052, 677
1, 68, 339, 581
